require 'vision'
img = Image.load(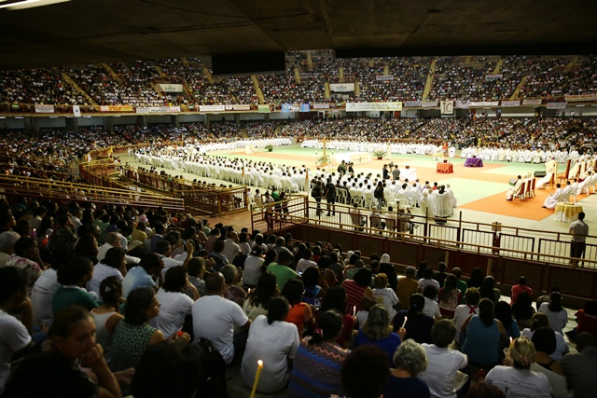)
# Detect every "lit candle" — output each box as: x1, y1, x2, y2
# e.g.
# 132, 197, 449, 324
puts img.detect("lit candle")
352, 306, 356, 317
401, 316, 408, 329
249, 360, 264, 398
248, 288, 252, 294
